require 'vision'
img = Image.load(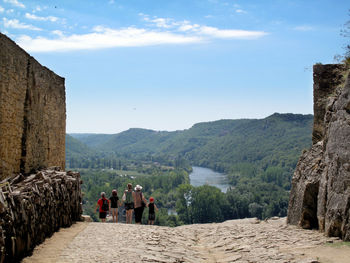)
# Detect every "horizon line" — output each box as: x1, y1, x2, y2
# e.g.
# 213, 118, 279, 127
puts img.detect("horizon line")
66, 112, 314, 135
